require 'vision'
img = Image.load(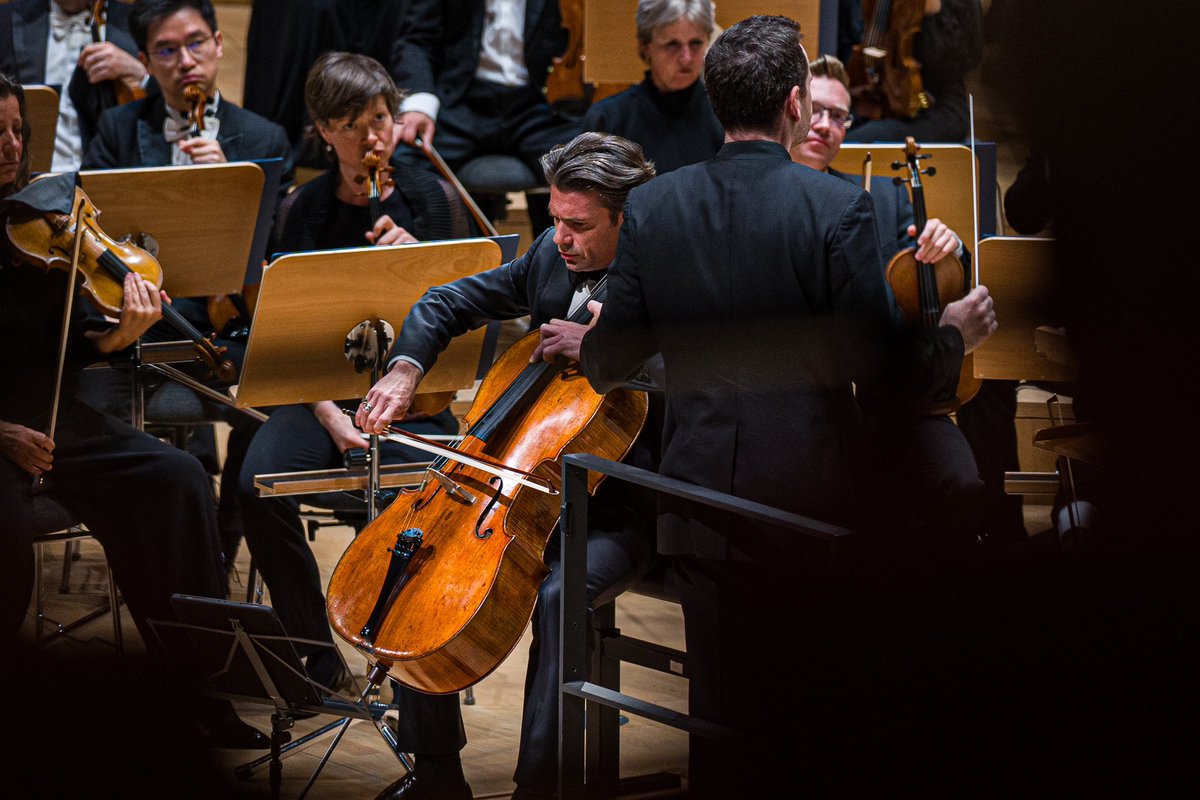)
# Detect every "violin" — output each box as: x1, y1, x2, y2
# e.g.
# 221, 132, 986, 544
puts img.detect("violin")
848, 0, 930, 120
88, 1, 147, 107
544, 0, 586, 111
885, 137, 979, 413
355, 151, 451, 419
326, 280, 647, 693
6, 184, 235, 383
185, 85, 254, 341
